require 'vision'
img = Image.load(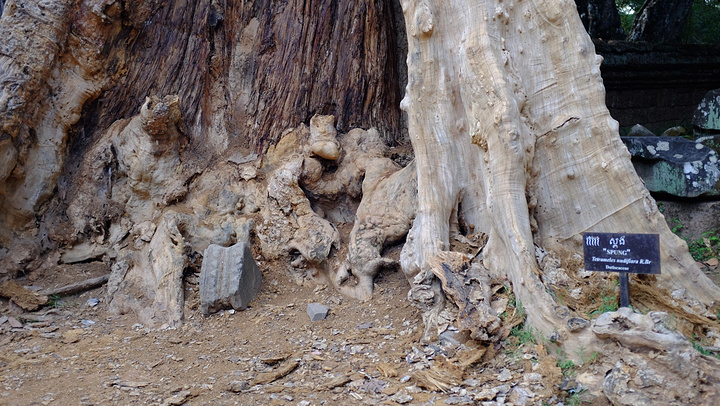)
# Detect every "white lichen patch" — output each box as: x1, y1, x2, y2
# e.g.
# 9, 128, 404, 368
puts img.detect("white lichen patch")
683, 162, 700, 174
